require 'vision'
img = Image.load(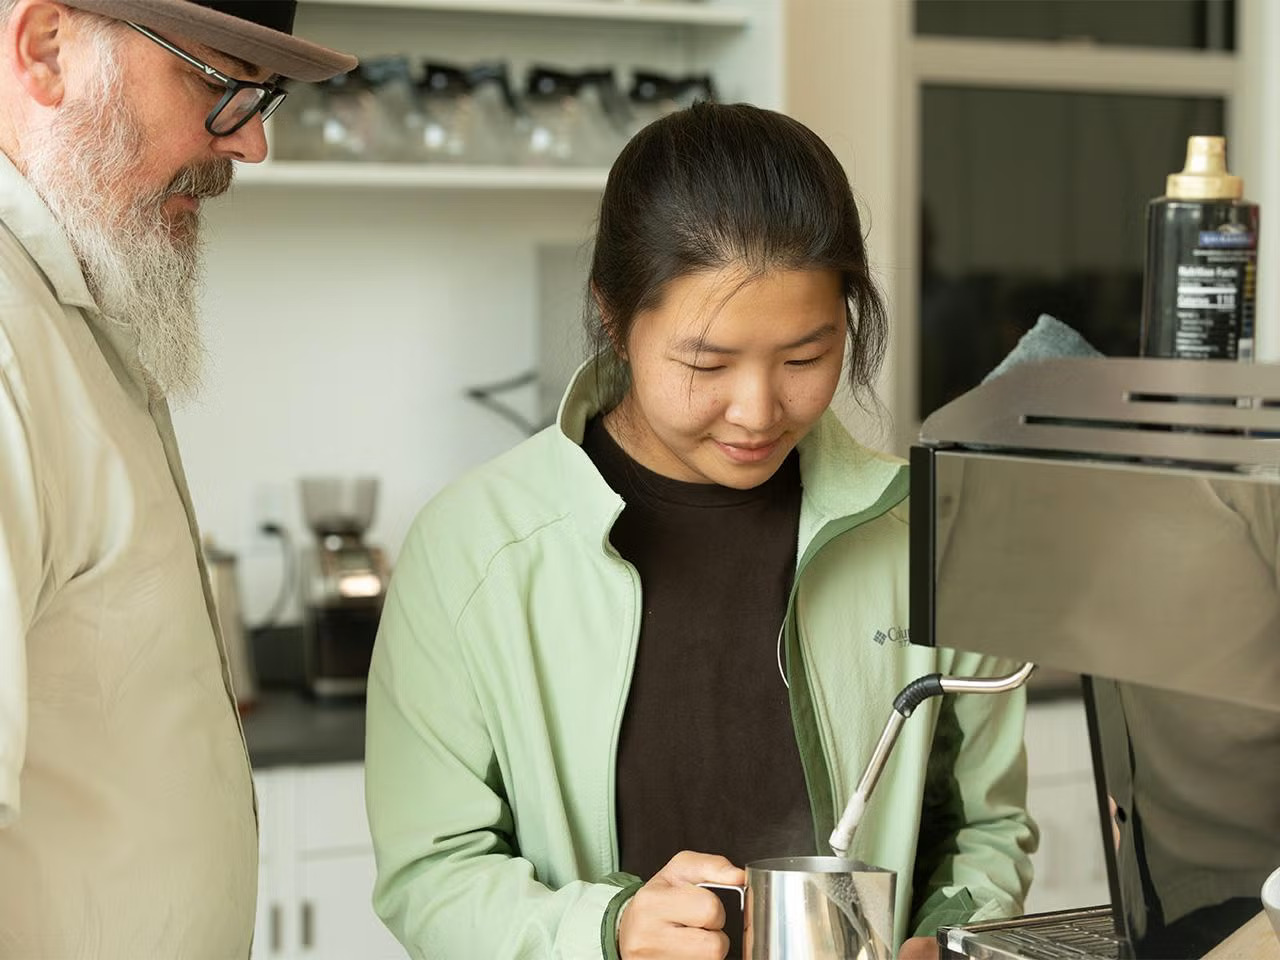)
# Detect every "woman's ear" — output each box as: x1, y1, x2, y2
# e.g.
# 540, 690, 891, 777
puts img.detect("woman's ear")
9, 2, 70, 109
591, 282, 628, 361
